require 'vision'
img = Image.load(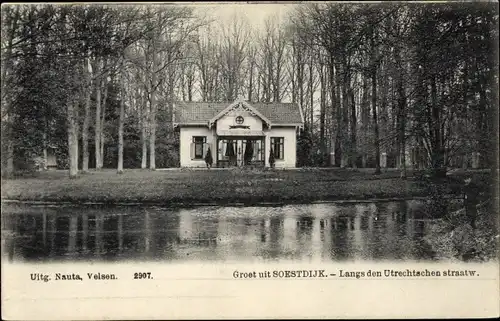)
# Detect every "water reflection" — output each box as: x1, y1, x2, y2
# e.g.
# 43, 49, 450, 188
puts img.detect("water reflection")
1, 201, 438, 263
